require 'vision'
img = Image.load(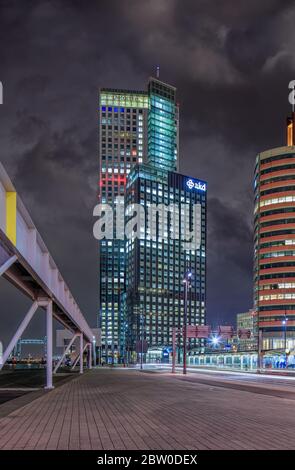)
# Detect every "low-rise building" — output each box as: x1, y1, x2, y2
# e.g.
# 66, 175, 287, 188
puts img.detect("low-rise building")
237, 309, 258, 351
